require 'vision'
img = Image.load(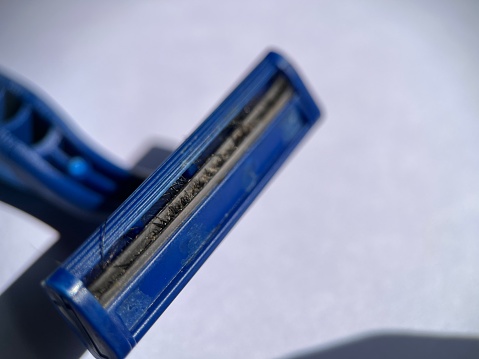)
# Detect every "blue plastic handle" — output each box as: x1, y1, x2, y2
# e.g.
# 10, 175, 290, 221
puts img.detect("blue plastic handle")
0, 75, 142, 216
